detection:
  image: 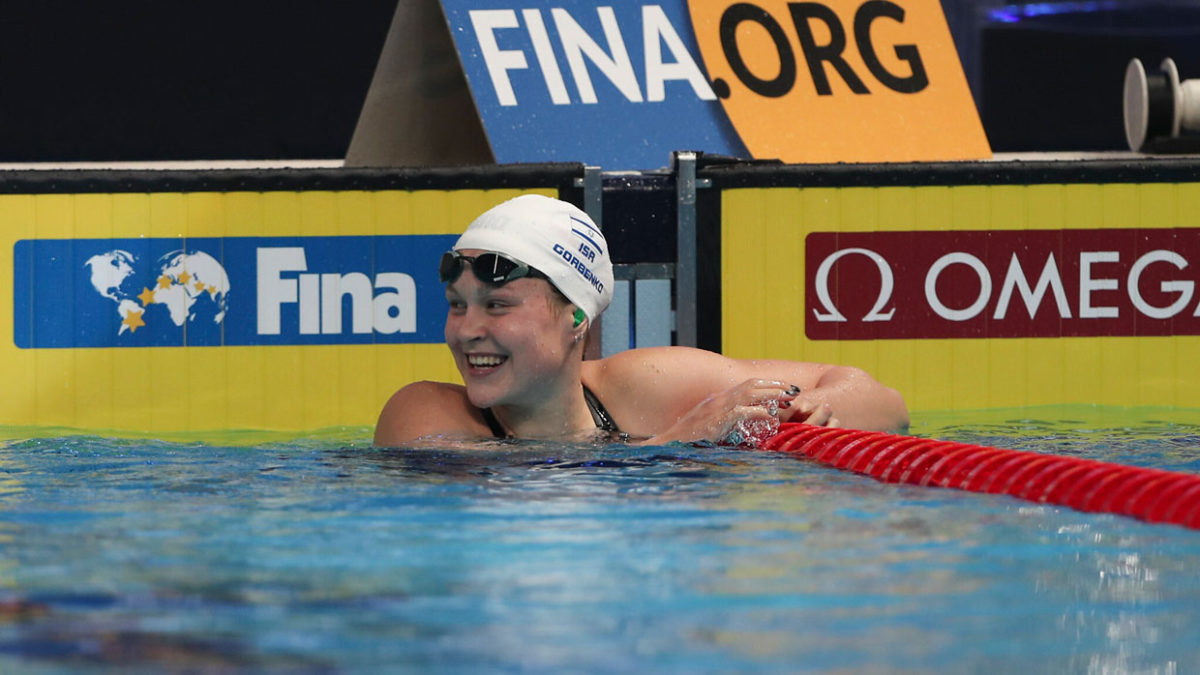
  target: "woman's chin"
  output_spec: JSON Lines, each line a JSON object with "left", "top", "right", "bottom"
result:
{"left": 463, "top": 384, "right": 503, "bottom": 410}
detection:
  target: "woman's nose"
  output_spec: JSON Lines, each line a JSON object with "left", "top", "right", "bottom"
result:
{"left": 449, "top": 306, "right": 487, "bottom": 342}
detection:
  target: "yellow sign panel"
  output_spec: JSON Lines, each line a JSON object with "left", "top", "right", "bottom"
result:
{"left": 689, "top": 0, "right": 990, "bottom": 162}
{"left": 720, "top": 183, "right": 1200, "bottom": 411}
{"left": 0, "top": 188, "right": 547, "bottom": 436}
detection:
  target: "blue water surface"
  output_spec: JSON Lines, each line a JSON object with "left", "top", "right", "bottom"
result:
{"left": 0, "top": 407, "right": 1197, "bottom": 673}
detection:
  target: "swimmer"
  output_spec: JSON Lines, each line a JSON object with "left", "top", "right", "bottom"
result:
{"left": 374, "top": 195, "right": 908, "bottom": 446}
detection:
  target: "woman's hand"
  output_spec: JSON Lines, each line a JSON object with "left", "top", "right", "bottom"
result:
{"left": 783, "top": 395, "right": 841, "bottom": 429}
{"left": 648, "top": 379, "right": 823, "bottom": 446}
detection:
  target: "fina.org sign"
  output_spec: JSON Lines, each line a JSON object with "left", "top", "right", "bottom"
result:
{"left": 13, "top": 235, "right": 454, "bottom": 348}
{"left": 440, "top": 0, "right": 987, "bottom": 166}
{"left": 805, "top": 229, "right": 1200, "bottom": 340}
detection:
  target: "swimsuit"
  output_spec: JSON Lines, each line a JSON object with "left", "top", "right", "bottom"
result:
{"left": 479, "top": 385, "right": 621, "bottom": 439}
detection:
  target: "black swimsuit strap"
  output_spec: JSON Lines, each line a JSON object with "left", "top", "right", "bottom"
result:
{"left": 479, "top": 406, "right": 509, "bottom": 439}
{"left": 479, "top": 385, "right": 621, "bottom": 439}
{"left": 582, "top": 384, "right": 621, "bottom": 433}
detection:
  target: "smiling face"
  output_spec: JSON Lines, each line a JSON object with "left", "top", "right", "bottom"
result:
{"left": 443, "top": 252, "right": 579, "bottom": 411}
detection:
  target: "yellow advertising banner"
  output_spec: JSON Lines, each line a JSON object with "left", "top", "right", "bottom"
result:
{"left": 720, "top": 183, "right": 1200, "bottom": 411}
{"left": 1, "top": 187, "right": 548, "bottom": 436}
{"left": 689, "top": 0, "right": 990, "bottom": 162}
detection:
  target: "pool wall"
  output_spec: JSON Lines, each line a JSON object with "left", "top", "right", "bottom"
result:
{"left": 2, "top": 157, "right": 1197, "bottom": 434}
{"left": 0, "top": 166, "right": 583, "bottom": 433}
{"left": 706, "top": 159, "right": 1200, "bottom": 411}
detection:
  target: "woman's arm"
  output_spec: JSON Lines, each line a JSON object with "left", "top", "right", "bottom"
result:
{"left": 703, "top": 356, "right": 909, "bottom": 433}
{"left": 589, "top": 347, "right": 908, "bottom": 444}
{"left": 785, "top": 362, "right": 909, "bottom": 433}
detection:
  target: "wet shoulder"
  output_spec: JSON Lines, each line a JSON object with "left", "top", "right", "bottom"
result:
{"left": 374, "top": 380, "right": 492, "bottom": 446}
{"left": 582, "top": 348, "right": 733, "bottom": 436}
{"left": 584, "top": 347, "right": 735, "bottom": 386}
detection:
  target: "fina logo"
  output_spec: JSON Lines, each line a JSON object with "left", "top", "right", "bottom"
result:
{"left": 84, "top": 249, "right": 231, "bottom": 336}
{"left": 86, "top": 246, "right": 418, "bottom": 338}
{"left": 468, "top": 5, "right": 715, "bottom": 106}
{"left": 256, "top": 247, "right": 416, "bottom": 336}
{"left": 80, "top": 244, "right": 419, "bottom": 340}
{"left": 15, "top": 235, "right": 442, "bottom": 349}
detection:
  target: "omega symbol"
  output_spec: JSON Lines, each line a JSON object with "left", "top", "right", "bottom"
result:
{"left": 812, "top": 247, "right": 895, "bottom": 322}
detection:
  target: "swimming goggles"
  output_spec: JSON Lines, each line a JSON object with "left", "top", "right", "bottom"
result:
{"left": 439, "top": 250, "right": 547, "bottom": 286}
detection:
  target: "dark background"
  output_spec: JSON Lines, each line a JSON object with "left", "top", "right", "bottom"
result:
{"left": 0, "top": 1, "right": 1197, "bottom": 161}
{"left": 972, "top": 4, "right": 1200, "bottom": 152}
{"left": 0, "top": 0, "right": 395, "bottom": 161}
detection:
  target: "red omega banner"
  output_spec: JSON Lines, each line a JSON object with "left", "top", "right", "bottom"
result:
{"left": 805, "top": 229, "right": 1200, "bottom": 340}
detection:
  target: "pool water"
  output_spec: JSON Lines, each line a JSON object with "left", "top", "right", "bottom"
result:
{"left": 0, "top": 407, "right": 1197, "bottom": 673}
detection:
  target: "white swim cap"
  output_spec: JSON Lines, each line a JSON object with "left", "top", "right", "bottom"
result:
{"left": 454, "top": 195, "right": 614, "bottom": 321}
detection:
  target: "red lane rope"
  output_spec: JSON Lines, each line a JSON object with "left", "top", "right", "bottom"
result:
{"left": 760, "top": 423, "right": 1200, "bottom": 529}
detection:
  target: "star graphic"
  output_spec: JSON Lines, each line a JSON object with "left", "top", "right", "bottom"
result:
{"left": 178, "top": 270, "right": 192, "bottom": 285}
{"left": 122, "top": 308, "right": 146, "bottom": 333}
{"left": 157, "top": 274, "right": 172, "bottom": 290}
{"left": 138, "top": 287, "right": 156, "bottom": 307}
{"left": 194, "top": 280, "right": 205, "bottom": 293}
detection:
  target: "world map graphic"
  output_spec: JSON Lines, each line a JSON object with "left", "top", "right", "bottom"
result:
{"left": 83, "top": 250, "right": 231, "bottom": 335}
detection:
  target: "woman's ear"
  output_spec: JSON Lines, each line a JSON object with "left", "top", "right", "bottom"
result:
{"left": 570, "top": 307, "right": 589, "bottom": 345}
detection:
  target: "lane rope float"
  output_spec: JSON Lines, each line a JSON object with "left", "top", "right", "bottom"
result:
{"left": 760, "top": 423, "right": 1200, "bottom": 529}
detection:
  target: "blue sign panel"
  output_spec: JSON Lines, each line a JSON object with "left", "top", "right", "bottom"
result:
{"left": 440, "top": 0, "right": 746, "bottom": 168}
{"left": 13, "top": 236, "right": 456, "bottom": 348}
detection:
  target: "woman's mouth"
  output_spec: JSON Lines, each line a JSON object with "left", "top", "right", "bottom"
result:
{"left": 466, "top": 354, "right": 508, "bottom": 370}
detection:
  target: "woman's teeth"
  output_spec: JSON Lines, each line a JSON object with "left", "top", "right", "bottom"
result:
{"left": 468, "top": 355, "right": 506, "bottom": 367}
